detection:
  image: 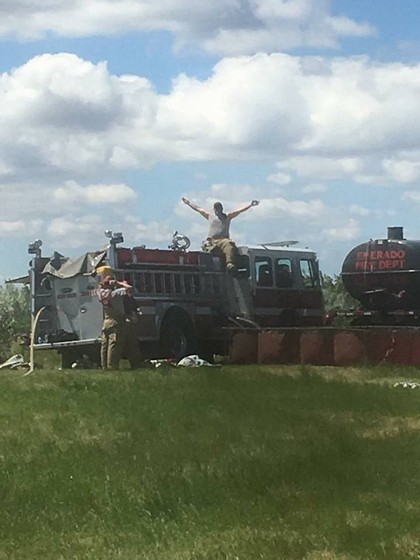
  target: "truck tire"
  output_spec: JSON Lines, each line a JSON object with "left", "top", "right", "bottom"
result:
{"left": 159, "top": 314, "right": 195, "bottom": 360}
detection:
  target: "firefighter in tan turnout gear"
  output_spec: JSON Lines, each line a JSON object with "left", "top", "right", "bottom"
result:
{"left": 96, "top": 266, "right": 141, "bottom": 369}
{"left": 182, "top": 197, "right": 260, "bottom": 274}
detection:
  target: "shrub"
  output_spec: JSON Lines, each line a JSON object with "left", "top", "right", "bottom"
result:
{"left": 0, "top": 284, "right": 31, "bottom": 361}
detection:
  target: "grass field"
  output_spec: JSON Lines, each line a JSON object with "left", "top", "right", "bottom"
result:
{"left": 1, "top": 364, "right": 420, "bottom": 559}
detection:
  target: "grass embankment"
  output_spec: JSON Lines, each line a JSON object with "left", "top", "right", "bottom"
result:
{"left": 1, "top": 365, "right": 420, "bottom": 559}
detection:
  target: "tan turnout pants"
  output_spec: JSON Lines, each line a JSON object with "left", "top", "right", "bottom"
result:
{"left": 101, "top": 317, "right": 126, "bottom": 370}
{"left": 206, "top": 238, "right": 238, "bottom": 268}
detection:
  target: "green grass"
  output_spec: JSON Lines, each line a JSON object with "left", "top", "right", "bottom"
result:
{"left": 1, "top": 364, "right": 420, "bottom": 559}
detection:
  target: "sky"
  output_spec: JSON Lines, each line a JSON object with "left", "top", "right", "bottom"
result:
{"left": 1, "top": 0, "right": 420, "bottom": 281}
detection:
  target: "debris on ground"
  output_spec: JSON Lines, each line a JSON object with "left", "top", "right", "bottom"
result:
{"left": 0, "top": 354, "right": 30, "bottom": 370}
{"left": 145, "top": 355, "right": 221, "bottom": 369}
{"left": 393, "top": 381, "right": 420, "bottom": 389}
{"left": 176, "top": 354, "right": 220, "bottom": 367}
{"left": 146, "top": 358, "right": 177, "bottom": 369}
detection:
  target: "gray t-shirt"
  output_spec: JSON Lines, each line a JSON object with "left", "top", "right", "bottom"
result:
{"left": 207, "top": 214, "right": 231, "bottom": 239}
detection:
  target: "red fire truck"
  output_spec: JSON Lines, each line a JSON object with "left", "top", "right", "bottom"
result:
{"left": 28, "top": 231, "right": 324, "bottom": 366}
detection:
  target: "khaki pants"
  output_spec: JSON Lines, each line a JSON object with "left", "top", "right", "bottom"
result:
{"left": 206, "top": 238, "right": 239, "bottom": 268}
{"left": 101, "top": 317, "right": 126, "bottom": 370}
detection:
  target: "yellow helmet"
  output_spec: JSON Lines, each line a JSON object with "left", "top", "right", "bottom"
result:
{"left": 95, "top": 265, "right": 114, "bottom": 278}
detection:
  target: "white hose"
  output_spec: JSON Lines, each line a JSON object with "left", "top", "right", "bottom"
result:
{"left": 23, "top": 306, "right": 46, "bottom": 377}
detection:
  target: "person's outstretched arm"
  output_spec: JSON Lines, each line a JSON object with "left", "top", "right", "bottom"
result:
{"left": 227, "top": 200, "right": 260, "bottom": 219}
{"left": 182, "top": 197, "right": 210, "bottom": 219}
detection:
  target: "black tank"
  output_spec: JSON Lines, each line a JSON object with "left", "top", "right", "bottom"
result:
{"left": 341, "top": 227, "right": 420, "bottom": 310}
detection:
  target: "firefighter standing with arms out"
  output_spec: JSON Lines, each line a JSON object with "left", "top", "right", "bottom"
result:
{"left": 96, "top": 266, "right": 141, "bottom": 369}
{"left": 182, "top": 197, "right": 260, "bottom": 273}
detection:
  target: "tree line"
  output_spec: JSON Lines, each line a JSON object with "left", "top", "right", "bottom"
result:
{"left": 321, "top": 273, "right": 358, "bottom": 311}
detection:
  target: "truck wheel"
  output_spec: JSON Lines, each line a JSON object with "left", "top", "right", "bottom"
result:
{"left": 160, "top": 316, "right": 195, "bottom": 360}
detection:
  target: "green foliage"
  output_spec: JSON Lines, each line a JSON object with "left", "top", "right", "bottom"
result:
{"left": 1, "top": 365, "right": 420, "bottom": 559}
{"left": 322, "top": 272, "right": 358, "bottom": 311}
{"left": 0, "top": 283, "right": 31, "bottom": 360}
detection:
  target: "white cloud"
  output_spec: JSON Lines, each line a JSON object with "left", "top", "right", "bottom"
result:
{"left": 47, "top": 215, "right": 107, "bottom": 248}
{"left": 0, "top": 0, "right": 375, "bottom": 55}
{"left": 0, "top": 53, "right": 157, "bottom": 174}
{"left": 257, "top": 197, "right": 327, "bottom": 219}
{"left": 324, "top": 218, "right": 361, "bottom": 241}
{"left": 3, "top": 52, "right": 420, "bottom": 186}
{"left": 277, "top": 156, "right": 363, "bottom": 180}
{"left": 302, "top": 183, "right": 327, "bottom": 193}
{"left": 45, "top": 214, "right": 175, "bottom": 251}
{"left": 0, "top": 219, "right": 43, "bottom": 237}
{"left": 0, "top": 220, "right": 27, "bottom": 235}
{"left": 130, "top": 221, "right": 175, "bottom": 244}
{"left": 209, "top": 183, "right": 264, "bottom": 201}
{"left": 349, "top": 204, "right": 370, "bottom": 217}
{"left": 53, "top": 181, "right": 137, "bottom": 205}
{"left": 267, "top": 171, "right": 292, "bottom": 185}
{"left": 402, "top": 190, "right": 420, "bottom": 205}
{"left": 4, "top": 50, "right": 420, "bottom": 255}
{"left": 382, "top": 159, "right": 420, "bottom": 184}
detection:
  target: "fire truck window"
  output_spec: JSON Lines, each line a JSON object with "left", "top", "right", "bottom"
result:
{"left": 255, "top": 257, "right": 273, "bottom": 287}
{"left": 299, "top": 259, "right": 317, "bottom": 288}
{"left": 275, "top": 259, "right": 292, "bottom": 288}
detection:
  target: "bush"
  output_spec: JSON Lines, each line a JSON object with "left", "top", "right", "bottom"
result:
{"left": 0, "top": 284, "right": 31, "bottom": 361}
{"left": 322, "top": 273, "right": 358, "bottom": 311}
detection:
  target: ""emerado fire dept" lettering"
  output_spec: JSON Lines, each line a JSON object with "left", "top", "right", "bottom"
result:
{"left": 355, "top": 249, "right": 406, "bottom": 271}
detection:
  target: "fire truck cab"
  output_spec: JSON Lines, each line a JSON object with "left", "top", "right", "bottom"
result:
{"left": 28, "top": 232, "right": 324, "bottom": 366}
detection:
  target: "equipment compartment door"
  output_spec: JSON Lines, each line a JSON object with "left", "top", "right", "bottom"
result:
{"left": 55, "top": 276, "right": 102, "bottom": 341}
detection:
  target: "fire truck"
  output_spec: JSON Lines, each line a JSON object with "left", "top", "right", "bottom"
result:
{"left": 28, "top": 231, "right": 324, "bottom": 367}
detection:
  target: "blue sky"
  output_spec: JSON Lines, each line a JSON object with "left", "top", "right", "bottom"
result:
{"left": 1, "top": 0, "right": 420, "bottom": 280}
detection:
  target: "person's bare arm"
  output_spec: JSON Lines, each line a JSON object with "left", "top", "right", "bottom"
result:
{"left": 227, "top": 200, "right": 260, "bottom": 219}
{"left": 182, "top": 197, "right": 210, "bottom": 219}
{"left": 118, "top": 280, "right": 132, "bottom": 290}
{"left": 108, "top": 278, "right": 132, "bottom": 289}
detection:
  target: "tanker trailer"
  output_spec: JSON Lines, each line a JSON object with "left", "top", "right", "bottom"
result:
{"left": 341, "top": 226, "right": 420, "bottom": 324}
